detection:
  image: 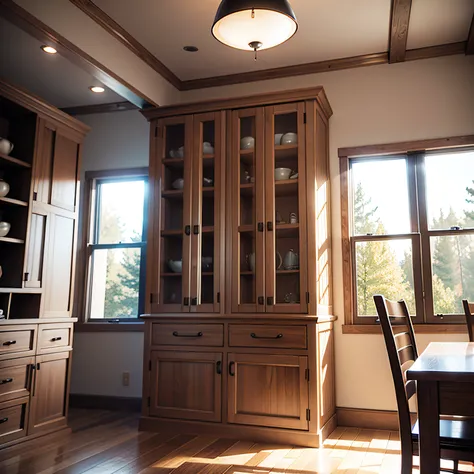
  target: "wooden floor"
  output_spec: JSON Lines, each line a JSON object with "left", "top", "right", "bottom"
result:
{"left": 1, "top": 409, "right": 473, "bottom": 474}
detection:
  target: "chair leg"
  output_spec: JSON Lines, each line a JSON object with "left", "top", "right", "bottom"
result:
{"left": 453, "top": 460, "right": 458, "bottom": 473}
{"left": 401, "top": 451, "right": 412, "bottom": 474}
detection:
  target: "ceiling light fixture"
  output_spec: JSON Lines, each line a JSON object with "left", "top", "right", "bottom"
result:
{"left": 89, "top": 86, "right": 105, "bottom": 93}
{"left": 41, "top": 45, "right": 57, "bottom": 54}
{"left": 212, "top": 0, "right": 298, "bottom": 60}
{"left": 183, "top": 46, "right": 199, "bottom": 52}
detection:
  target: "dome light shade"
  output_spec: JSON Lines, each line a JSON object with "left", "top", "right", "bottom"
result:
{"left": 212, "top": 0, "right": 298, "bottom": 52}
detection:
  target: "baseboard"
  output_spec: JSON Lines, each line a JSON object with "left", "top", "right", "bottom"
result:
{"left": 69, "top": 394, "right": 142, "bottom": 412}
{"left": 337, "top": 407, "right": 401, "bottom": 431}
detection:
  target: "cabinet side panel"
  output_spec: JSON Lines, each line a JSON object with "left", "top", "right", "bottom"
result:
{"left": 24, "top": 212, "right": 47, "bottom": 288}
{"left": 318, "top": 323, "right": 336, "bottom": 427}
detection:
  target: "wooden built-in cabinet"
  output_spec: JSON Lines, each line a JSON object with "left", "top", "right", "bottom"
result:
{"left": 0, "top": 79, "right": 87, "bottom": 448}
{"left": 141, "top": 88, "right": 336, "bottom": 447}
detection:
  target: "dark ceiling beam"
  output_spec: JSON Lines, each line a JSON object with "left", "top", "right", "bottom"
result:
{"left": 61, "top": 101, "right": 137, "bottom": 116}
{"left": 68, "top": 0, "right": 182, "bottom": 90}
{"left": 389, "top": 0, "right": 413, "bottom": 63}
{"left": 0, "top": 0, "right": 155, "bottom": 108}
{"left": 467, "top": 14, "right": 474, "bottom": 55}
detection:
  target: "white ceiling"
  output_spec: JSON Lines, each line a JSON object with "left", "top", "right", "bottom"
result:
{"left": 0, "top": 16, "right": 124, "bottom": 108}
{"left": 92, "top": 0, "right": 472, "bottom": 81}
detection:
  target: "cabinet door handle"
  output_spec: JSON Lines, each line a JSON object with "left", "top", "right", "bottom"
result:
{"left": 216, "top": 361, "right": 222, "bottom": 375}
{"left": 0, "top": 417, "right": 8, "bottom": 424}
{"left": 258, "top": 296, "right": 264, "bottom": 305}
{"left": 172, "top": 331, "right": 203, "bottom": 338}
{"left": 0, "top": 378, "right": 13, "bottom": 385}
{"left": 191, "top": 297, "right": 198, "bottom": 306}
{"left": 184, "top": 225, "right": 191, "bottom": 236}
{"left": 183, "top": 297, "right": 190, "bottom": 306}
{"left": 267, "top": 296, "right": 274, "bottom": 306}
{"left": 193, "top": 225, "right": 200, "bottom": 235}
{"left": 250, "top": 333, "right": 283, "bottom": 339}
{"left": 257, "top": 222, "right": 264, "bottom": 232}
{"left": 267, "top": 221, "right": 273, "bottom": 231}
{"left": 51, "top": 337, "right": 62, "bottom": 342}
{"left": 229, "top": 361, "right": 235, "bottom": 376}
{"left": 3, "top": 340, "right": 16, "bottom": 346}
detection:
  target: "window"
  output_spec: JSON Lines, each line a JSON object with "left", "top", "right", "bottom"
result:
{"left": 340, "top": 136, "right": 474, "bottom": 326}
{"left": 83, "top": 169, "right": 148, "bottom": 323}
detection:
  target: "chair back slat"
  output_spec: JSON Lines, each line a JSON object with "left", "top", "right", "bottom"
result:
{"left": 374, "top": 294, "right": 417, "bottom": 457}
{"left": 462, "top": 299, "right": 474, "bottom": 342}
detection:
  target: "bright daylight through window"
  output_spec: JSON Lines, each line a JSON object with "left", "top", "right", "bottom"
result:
{"left": 86, "top": 173, "right": 147, "bottom": 321}
{"left": 345, "top": 147, "right": 474, "bottom": 324}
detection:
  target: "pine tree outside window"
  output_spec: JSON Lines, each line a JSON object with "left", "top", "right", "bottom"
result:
{"left": 339, "top": 137, "right": 474, "bottom": 326}
{"left": 84, "top": 169, "right": 148, "bottom": 322}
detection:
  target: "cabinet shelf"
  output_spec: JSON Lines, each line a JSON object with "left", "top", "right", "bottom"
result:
{"left": 202, "top": 187, "right": 215, "bottom": 195}
{"left": 203, "top": 154, "right": 215, "bottom": 161}
{"left": 0, "top": 152, "right": 31, "bottom": 169}
{"left": 240, "top": 149, "right": 254, "bottom": 165}
{"left": 240, "top": 271, "right": 254, "bottom": 276}
{"left": 0, "top": 236, "right": 25, "bottom": 244}
{"left": 275, "top": 179, "right": 298, "bottom": 197}
{"left": 202, "top": 226, "right": 215, "bottom": 234}
{"left": 0, "top": 196, "right": 29, "bottom": 207}
{"left": 275, "top": 144, "right": 298, "bottom": 160}
{"left": 162, "top": 189, "right": 183, "bottom": 199}
{"left": 202, "top": 272, "right": 214, "bottom": 276}
{"left": 240, "top": 184, "right": 254, "bottom": 196}
{"left": 275, "top": 223, "right": 299, "bottom": 237}
{"left": 162, "top": 158, "right": 184, "bottom": 168}
{"left": 277, "top": 269, "right": 300, "bottom": 274}
{"left": 238, "top": 225, "right": 254, "bottom": 234}
{"left": 161, "top": 272, "right": 182, "bottom": 277}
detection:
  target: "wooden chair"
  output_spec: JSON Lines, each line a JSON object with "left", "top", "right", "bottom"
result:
{"left": 462, "top": 299, "right": 474, "bottom": 342}
{"left": 374, "top": 294, "right": 474, "bottom": 474}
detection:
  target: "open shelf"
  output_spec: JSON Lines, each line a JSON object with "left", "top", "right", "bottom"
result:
{"left": 277, "top": 269, "right": 300, "bottom": 274}
{"left": 161, "top": 272, "right": 182, "bottom": 277}
{"left": 240, "top": 148, "right": 254, "bottom": 165}
{"left": 275, "top": 179, "right": 298, "bottom": 197}
{"left": 202, "top": 187, "right": 215, "bottom": 196}
{"left": 202, "top": 226, "right": 215, "bottom": 234}
{"left": 240, "top": 184, "right": 254, "bottom": 196}
{"left": 162, "top": 189, "right": 184, "bottom": 199}
{"left": 0, "top": 196, "right": 28, "bottom": 207}
{"left": 0, "top": 236, "right": 24, "bottom": 244}
{"left": 238, "top": 225, "right": 254, "bottom": 233}
{"left": 162, "top": 158, "right": 184, "bottom": 168}
{"left": 203, "top": 154, "right": 215, "bottom": 161}
{"left": 240, "top": 271, "right": 255, "bottom": 276}
{"left": 202, "top": 272, "right": 214, "bottom": 276}
{"left": 0, "top": 152, "right": 31, "bottom": 169}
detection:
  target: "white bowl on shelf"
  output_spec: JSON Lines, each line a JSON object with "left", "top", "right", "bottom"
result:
{"left": 0, "top": 221, "right": 11, "bottom": 237}
{"left": 281, "top": 132, "right": 297, "bottom": 145}
{"left": 168, "top": 259, "right": 182, "bottom": 273}
{"left": 176, "top": 146, "right": 184, "bottom": 158}
{"left": 172, "top": 178, "right": 184, "bottom": 190}
{"left": 240, "top": 136, "right": 255, "bottom": 150}
{"left": 203, "top": 142, "right": 214, "bottom": 154}
{"left": 274, "top": 168, "right": 292, "bottom": 181}
{"left": 274, "top": 133, "right": 284, "bottom": 145}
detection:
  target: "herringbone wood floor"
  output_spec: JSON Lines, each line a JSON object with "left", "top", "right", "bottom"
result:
{"left": 0, "top": 409, "right": 472, "bottom": 473}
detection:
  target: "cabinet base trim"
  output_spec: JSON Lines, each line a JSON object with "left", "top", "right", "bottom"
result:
{"left": 139, "top": 416, "right": 336, "bottom": 448}
{"left": 337, "top": 407, "right": 413, "bottom": 431}
{"left": 69, "top": 394, "right": 141, "bottom": 412}
{"left": 0, "top": 426, "right": 71, "bottom": 450}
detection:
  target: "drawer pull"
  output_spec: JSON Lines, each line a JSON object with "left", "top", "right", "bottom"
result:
{"left": 172, "top": 331, "right": 203, "bottom": 338}
{"left": 229, "top": 361, "right": 235, "bottom": 376}
{"left": 50, "top": 337, "right": 62, "bottom": 342}
{"left": 0, "top": 417, "right": 8, "bottom": 424}
{"left": 0, "top": 378, "right": 13, "bottom": 385}
{"left": 216, "top": 361, "right": 222, "bottom": 375}
{"left": 3, "top": 340, "right": 16, "bottom": 346}
{"left": 250, "top": 332, "right": 283, "bottom": 340}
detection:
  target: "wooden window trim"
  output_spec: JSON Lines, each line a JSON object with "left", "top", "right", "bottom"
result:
{"left": 339, "top": 135, "right": 474, "bottom": 328}
{"left": 76, "top": 167, "right": 148, "bottom": 331}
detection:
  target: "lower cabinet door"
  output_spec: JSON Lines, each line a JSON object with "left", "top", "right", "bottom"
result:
{"left": 149, "top": 351, "right": 222, "bottom": 422}
{"left": 227, "top": 353, "right": 309, "bottom": 430}
{"left": 28, "top": 351, "right": 70, "bottom": 435}
{"left": 0, "top": 397, "right": 29, "bottom": 444}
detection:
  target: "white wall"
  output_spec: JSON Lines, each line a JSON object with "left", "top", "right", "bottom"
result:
{"left": 182, "top": 55, "right": 474, "bottom": 411}
{"left": 70, "top": 110, "right": 148, "bottom": 398}
{"left": 71, "top": 55, "right": 474, "bottom": 408}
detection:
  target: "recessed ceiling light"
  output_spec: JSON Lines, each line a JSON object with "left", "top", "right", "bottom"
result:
{"left": 183, "top": 46, "right": 199, "bottom": 52}
{"left": 89, "top": 86, "right": 105, "bottom": 93}
{"left": 41, "top": 45, "right": 57, "bottom": 54}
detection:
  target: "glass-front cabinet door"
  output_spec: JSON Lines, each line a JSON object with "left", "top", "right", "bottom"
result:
{"left": 230, "top": 108, "right": 265, "bottom": 313}
{"left": 190, "top": 111, "right": 224, "bottom": 313}
{"left": 264, "top": 103, "right": 308, "bottom": 313}
{"left": 154, "top": 116, "right": 193, "bottom": 312}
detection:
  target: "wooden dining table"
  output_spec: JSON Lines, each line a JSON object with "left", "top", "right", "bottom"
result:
{"left": 407, "top": 342, "right": 474, "bottom": 473}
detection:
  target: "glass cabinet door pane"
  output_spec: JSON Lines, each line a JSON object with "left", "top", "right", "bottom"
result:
{"left": 192, "top": 112, "right": 223, "bottom": 312}
{"left": 266, "top": 104, "right": 308, "bottom": 313}
{"left": 232, "top": 109, "right": 265, "bottom": 312}
{"left": 157, "top": 118, "right": 192, "bottom": 311}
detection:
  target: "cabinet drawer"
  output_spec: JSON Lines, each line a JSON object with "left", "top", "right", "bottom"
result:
{"left": 37, "top": 324, "right": 73, "bottom": 354}
{"left": 0, "top": 327, "right": 36, "bottom": 359}
{"left": 0, "top": 398, "right": 28, "bottom": 444}
{"left": 0, "top": 357, "right": 33, "bottom": 403}
{"left": 152, "top": 324, "right": 224, "bottom": 347}
{"left": 229, "top": 325, "right": 307, "bottom": 349}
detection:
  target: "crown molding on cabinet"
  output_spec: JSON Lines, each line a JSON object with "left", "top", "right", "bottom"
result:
{"left": 0, "top": 0, "right": 155, "bottom": 108}
{"left": 389, "top": 0, "right": 412, "bottom": 63}
{"left": 68, "top": 0, "right": 182, "bottom": 90}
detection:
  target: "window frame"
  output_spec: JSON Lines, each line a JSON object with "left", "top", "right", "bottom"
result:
{"left": 76, "top": 167, "right": 148, "bottom": 330}
{"left": 339, "top": 135, "right": 474, "bottom": 330}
